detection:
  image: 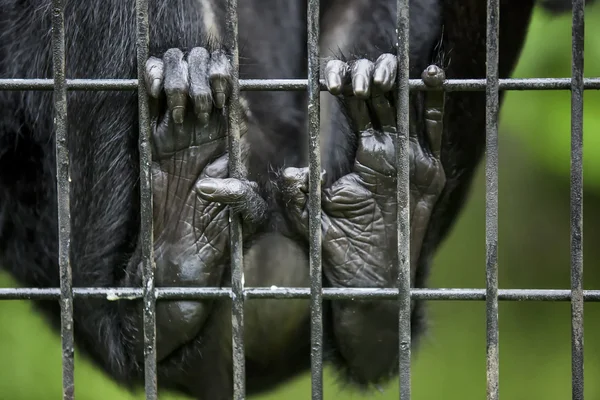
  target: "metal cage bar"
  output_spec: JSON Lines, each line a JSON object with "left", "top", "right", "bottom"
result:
{"left": 307, "top": 0, "right": 324, "bottom": 399}
{"left": 485, "top": 0, "right": 500, "bottom": 399}
{"left": 570, "top": 0, "right": 585, "bottom": 399}
{"left": 4, "top": 287, "right": 600, "bottom": 301}
{"left": 224, "top": 0, "right": 247, "bottom": 398}
{"left": 51, "top": 0, "right": 74, "bottom": 398}
{"left": 5, "top": 77, "right": 600, "bottom": 92}
{"left": 1, "top": 2, "right": 596, "bottom": 400}
{"left": 396, "top": 0, "right": 412, "bottom": 399}
{"left": 135, "top": 0, "right": 158, "bottom": 397}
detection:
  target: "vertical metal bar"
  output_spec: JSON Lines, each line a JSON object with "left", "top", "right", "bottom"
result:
{"left": 135, "top": 0, "right": 158, "bottom": 397}
{"left": 485, "top": 0, "right": 500, "bottom": 399}
{"left": 396, "top": 0, "right": 411, "bottom": 398}
{"left": 52, "top": 0, "right": 74, "bottom": 398}
{"left": 570, "top": 0, "right": 585, "bottom": 399}
{"left": 307, "top": 0, "right": 323, "bottom": 399}
{"left": 225, "top": 1, "right": 246, "bottom": 398}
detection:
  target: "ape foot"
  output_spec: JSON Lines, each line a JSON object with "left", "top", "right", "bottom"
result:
{"left": 280, "top": 60, "right": 447, "bottom": 385}
{"left": 289, "top": 59, "right": 447, "bottom": 284}
{"left": 130, "top": 47, "right": 267, "bottom": 362}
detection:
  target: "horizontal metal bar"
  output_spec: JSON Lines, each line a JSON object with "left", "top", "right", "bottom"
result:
{"left": 1, "top": 78, "right": 600, "bottom": 92}
{"left": 3, "top": 287, "right": 600, "bottom": 301}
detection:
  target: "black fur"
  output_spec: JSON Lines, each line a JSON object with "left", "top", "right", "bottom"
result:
{"left": 0, "top": 0, "right": 550, "bottom": 398}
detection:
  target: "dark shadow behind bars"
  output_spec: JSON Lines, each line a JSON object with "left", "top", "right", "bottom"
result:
{"left": 0, "top": 0, "right": 590, "bottom": 399}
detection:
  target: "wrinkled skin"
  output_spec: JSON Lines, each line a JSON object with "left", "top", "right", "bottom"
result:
{"left": 0, "top": 0, "right": 546, "bottom": 397}
{"left": 282, "top": 58, "right": 446, "bottom": 287}
{"left": 279, "top": 58, "right": 446, "bottom": 382}
{"left": 128, "top": 47, "right": 268, "bottom": 361}
{"left": 136, "top": 47, "right": 449, "bottom": 385}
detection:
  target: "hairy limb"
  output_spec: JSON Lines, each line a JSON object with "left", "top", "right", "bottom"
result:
{"left": 122, "top": 47, "right": 267, "bottom": 362}
{"left": 0, "top": 0, "right": 307, "bottom": 394}
{"left": 280, "top": 61, "right": 446, "bottom": 385}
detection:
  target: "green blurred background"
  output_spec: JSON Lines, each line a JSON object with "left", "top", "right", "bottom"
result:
{"left": 2, "top": 5, "right": 600, "bottom": 399}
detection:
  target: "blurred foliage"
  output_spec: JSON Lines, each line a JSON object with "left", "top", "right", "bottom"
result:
{"left": 2, "top": 4, "right": 600, "bottom": 400}
{"left": 502, "top": 4, "right": 600, "bottom": 192}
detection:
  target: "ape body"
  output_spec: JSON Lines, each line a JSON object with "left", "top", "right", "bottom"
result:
{"left": 0, "top": 0, "right": 548, "bottom": 398}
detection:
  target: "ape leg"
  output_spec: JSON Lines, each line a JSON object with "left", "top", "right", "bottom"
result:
{"left": 0, "top": 0, "right": 310, "bottom": 392}
{"left": 123, "top": 47, "right": 268, "bottom": 362}
{"left": 280, "top": 61, "right": 446, "bottom": 385}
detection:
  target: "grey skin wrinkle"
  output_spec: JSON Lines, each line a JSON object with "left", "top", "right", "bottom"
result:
{"left": 134, "top": 46, "right": 268, "bottom": 362}
{"left": 281, "top": 61, "right": 446, "bottom": 282}
{"left": 279, "top": 61, "right": 446, "bottom": 380}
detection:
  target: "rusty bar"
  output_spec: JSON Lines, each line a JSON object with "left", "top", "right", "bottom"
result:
{"left": 3, "top": 77, "right": 600, "bottom": 92}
